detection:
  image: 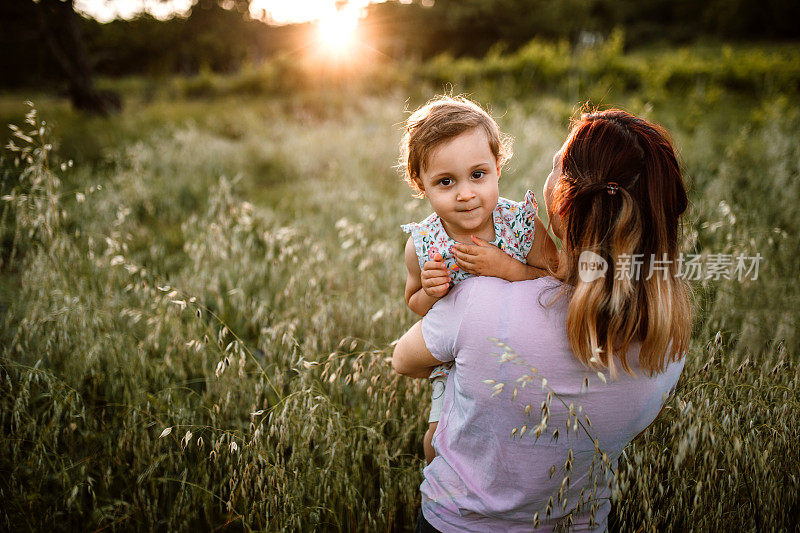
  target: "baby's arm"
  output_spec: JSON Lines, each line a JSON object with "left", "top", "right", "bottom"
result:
{"left": 452, "top": 217, "right": 558, "bottom": 282}
{"left": 404, "top": 237, "right": 451, "bottom": 317}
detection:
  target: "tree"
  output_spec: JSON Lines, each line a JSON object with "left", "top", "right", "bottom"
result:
{"left": 35, "top": 0, "right": 121, "bottom": 115}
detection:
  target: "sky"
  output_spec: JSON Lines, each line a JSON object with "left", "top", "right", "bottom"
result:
{"left": 75, "top": 0, "right": 383, "bottom": 23}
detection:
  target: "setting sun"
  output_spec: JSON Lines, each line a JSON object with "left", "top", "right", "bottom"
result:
{"left": 316, "top": 8, "right": 360, "bottom": 54}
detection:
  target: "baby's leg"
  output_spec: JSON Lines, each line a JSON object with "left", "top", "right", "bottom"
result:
{"left": 425, "top": 371, "right": 448, "bottom": 464}
{"left": 424, "top": 422, "right": 438, "bottom": 464}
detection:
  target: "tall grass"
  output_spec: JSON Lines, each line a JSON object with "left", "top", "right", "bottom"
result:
{"left": 1, "top": 81, "right": 798, "bottom": 531}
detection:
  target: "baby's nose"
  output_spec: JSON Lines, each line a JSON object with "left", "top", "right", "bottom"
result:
{"left": 456, "top": 186, "right": 476, "bottom": 201}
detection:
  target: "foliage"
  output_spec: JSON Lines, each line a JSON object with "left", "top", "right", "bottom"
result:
{"left": 419, "top": 36, "right": 800, "bottom": 102}
{"left": 2, "top": 0, "right": 800, "bottom": 91}
{"left": 0, "top": 81, "right": 798, "bottom": 531}
{"left": 3, "top": 40, "right": 788, "bottom": 116}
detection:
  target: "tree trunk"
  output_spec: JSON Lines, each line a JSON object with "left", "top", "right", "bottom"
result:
{"left": 35, "top": 0, "right": 121, "bottom": 116}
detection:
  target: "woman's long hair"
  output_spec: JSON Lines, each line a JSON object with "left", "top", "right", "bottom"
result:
{"left": 552, "top": 108, "right": 691, "bottom": 376}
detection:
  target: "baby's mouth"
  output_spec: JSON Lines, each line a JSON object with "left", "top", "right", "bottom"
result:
{"left": 458, "top": 206, "right": 480, "bottom": 213}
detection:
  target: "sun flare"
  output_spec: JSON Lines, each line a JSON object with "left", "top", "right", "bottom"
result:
{"left": 316, "top": 9, "right": 359, "bottom": 54}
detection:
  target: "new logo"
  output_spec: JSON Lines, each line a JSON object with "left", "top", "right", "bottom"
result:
{"left": 578, "top": 251, "right": 608, "bottom": 282}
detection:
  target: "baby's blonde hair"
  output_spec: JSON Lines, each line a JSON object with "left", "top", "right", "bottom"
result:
{"left": 398, "top": 95, "right": 513, "bottom": 197}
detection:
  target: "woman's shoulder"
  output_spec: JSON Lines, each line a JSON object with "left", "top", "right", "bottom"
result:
{"left": 463, "top": 274, "right": 563, "bottom": 291}
{"left": 456, "top": 276, "right": 566, "bottom": 309}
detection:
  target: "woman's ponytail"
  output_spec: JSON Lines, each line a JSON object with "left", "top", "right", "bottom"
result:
{"left": 551, "top": 109, "right": 690, "bottom": 376}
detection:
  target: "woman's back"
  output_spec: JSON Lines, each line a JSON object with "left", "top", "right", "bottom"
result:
{"left": 421, "top": 276, "right": 684, "bottom": 531}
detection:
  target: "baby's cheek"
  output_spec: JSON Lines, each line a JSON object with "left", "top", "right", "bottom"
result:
{"left": 488, "top": 185, "right": 500, "bottom": 204}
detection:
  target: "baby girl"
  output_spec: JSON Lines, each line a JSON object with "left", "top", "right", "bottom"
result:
{"left": 399, "top": 96, "right": 559, "bottom": 463}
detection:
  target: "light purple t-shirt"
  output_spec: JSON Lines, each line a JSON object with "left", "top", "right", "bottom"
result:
{"left": 420, "top": 276, "right": 684, "bottom": 532}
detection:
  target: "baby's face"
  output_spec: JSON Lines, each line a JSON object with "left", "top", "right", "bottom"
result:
{"left": 415, "top": 127, "right": 500, "bottom": 238}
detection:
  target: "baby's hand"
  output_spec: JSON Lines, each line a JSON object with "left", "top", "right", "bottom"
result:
{"left": 453, "top": 236, "right": 514, "bottom": 277}
{"left": 421, "top": 252, "right": 451, "bottom": 299}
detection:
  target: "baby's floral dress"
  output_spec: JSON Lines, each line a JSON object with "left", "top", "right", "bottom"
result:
{"left": 402, "top": 190, "right": 539, "bottom": 282}
{"left": 401, "top": 190, "right": 539, "bottom": 414}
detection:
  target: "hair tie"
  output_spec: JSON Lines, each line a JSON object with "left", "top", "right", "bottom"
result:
{"left": 606, "top": 182, "right": 620, "bottom": 195}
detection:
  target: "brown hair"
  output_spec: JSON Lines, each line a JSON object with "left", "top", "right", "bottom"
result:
{"left": 552, "top": 108, "right": 691, "bottom": 376}
{"left": 398, "top": 95, "right": 512, "bottom": 197}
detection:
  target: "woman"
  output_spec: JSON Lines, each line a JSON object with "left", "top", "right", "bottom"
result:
{"left": 393, "top": 109, "right": 691, "bottom": 532}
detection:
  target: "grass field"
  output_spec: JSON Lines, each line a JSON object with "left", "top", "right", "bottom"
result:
{"left": 1, "top": 45, "right": 799, "bottom": 530}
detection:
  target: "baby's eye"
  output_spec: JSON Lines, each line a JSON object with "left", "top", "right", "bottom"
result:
{"left": 471, "top": 171, "right": 486, "bottom": 180}
{"left": 438, "top": 178, "right": 452, "bottom": 186}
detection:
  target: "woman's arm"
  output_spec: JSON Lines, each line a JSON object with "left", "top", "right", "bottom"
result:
{"left": 392, "top": 321, "right": 444, "bottom": 378}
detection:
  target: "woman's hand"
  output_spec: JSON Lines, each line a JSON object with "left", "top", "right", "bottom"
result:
{"left": 421, "top": 252, "right": 451, "bottom": 299}
{"left": 453, "top": 236, "right": 517, "bottom": 278}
